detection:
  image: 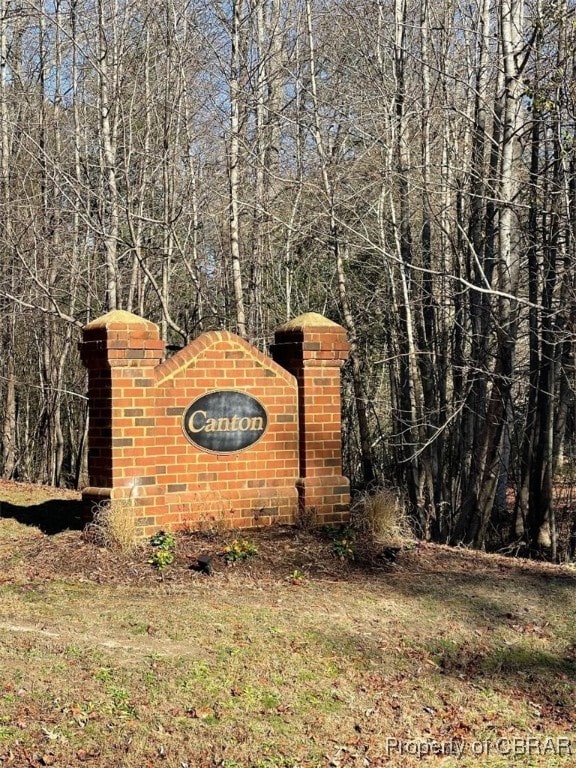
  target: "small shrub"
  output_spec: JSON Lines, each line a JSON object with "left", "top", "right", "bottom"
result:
{"left": 148, "top": 548, "right": 175, "bottom": 571}
{"left": 149, "top": 530, "right": 175, "bottom": 550}
{"left": 223, "top": 538, "right": 258, "bottom": 563}
{"left": 148, "top": 530, "right": 176, "bottom": 572}
{"left": 328, "top": 527, "right": 356, "bottom": 560}
{"left": 333, "top": 535, "right": 355, "bottom": 560}
{"left": 83, "top": 499, "right": 137, "bottom": 553}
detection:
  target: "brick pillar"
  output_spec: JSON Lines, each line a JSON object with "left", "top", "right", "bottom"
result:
{"left": 79, "top": 310, "right": 164, "bottom": 516}
{"left": 271, "top": 312, "right": 350, "bottom": 524}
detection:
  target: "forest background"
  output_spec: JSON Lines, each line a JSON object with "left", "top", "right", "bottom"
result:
{"left": 0, "top": 0, "right": 575, "bottom": 560}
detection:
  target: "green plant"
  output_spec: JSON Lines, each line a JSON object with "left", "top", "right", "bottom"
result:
{"left": 322, "top": 525, "right": 356, "bottom": 560}
{"left": 0, "top": 726, "right": 17, "bottom": 742}
{"left": 331, "top": 532, "right": 355, "bottom": 560}
{"left": 149, "top": 530, "right": 175, "bottom": 549}
{"left": 107, "top": 685, "right": 137, "bottom": 718}
{"left": 148, "top": 530, "right": 176, "bottom": 572}
{"left": 288, "top": 569, "right": 305, "bottom": 585}
{"left": 95, "top": 667, "right": 114, "bottom": 683}
{"left": 223, "top": 538, "right": 259, "bottom": 563}
{"left": 148, "top": 548, "right": 175, "bottom": 571}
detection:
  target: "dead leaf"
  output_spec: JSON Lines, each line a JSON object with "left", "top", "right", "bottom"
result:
{"left": 187, "top": 707, "right": 216, "bottom": 720}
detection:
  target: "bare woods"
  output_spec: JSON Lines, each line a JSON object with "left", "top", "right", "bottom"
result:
{"left": 0, "top": 0, "right": 575, "bottom": 559}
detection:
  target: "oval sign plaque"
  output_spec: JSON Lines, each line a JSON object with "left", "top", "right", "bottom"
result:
{"left": 183, "top": 390, "right": 268, "bottom": 453}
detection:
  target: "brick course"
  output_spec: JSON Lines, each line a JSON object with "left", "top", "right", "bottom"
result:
{"left": 81, "top": 309, "right": 350, "bottom": 535}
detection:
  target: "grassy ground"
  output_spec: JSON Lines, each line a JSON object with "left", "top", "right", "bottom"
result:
{"left": 0, "top": 480, "right": 575, "bottom": 767}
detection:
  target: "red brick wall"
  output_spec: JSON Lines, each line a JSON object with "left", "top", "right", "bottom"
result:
{"left": 81, "top": 310, "right": 350, "bottom": 536}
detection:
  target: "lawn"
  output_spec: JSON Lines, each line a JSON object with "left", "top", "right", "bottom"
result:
{"left": 0, "top": 480, "right": 575, "bottom": 767}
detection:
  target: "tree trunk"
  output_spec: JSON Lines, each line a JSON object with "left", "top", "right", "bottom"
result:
{"left": 229, "top": 0, "right": 247, "bottom": 338}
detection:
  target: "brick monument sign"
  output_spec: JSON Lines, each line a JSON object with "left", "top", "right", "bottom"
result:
{"left": 80, "top": 310, "right": 350, "bottom": 536}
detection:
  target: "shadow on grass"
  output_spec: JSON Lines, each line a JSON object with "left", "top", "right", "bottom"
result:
{"left": 0, "top": 498, "right": 84, "bottom": 535}
{"left": 378, "top": 565, "right": 576, "bottom": 632}
{"left": 426, "top": 636, "right": 576, "bottom": 680}
{"left": 346, "top": 539, "right": 576, "bottom": 634}
{"left": 312, "top": 620, "right": 576, "bottom": 724}
{"left": 309, "top": 553, "right": 576, "bottom": 720}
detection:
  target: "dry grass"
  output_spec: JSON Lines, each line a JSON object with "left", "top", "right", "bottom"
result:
{"left": 179, "top": 490, "right": 234, "bottom": 538}
{"left": 1, "top": 480, "right": 576, "bottom": 767}
{"left": 351, "top": 487, "right": 414, "bottom": 547}
{"left": 295, "top": 505, "right": 318, "bottom": 531}
{"left": 83, "top": 498, "right": 138, "bottom": 553}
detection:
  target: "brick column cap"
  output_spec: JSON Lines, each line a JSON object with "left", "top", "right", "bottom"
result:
{"left": 84, "top": 309, "right": 158, "bottom": 334}
{"left": 272, "top": 312, "right": 350, "bottom": 361}
{"left": 276, "top": 312, "right": 342, "bottom": 333}
{"left": 80, "top": 310, "right": 163, "bottom": 368}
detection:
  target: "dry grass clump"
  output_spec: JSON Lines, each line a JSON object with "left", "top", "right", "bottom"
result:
{"left": 295, "top": 504, "right": 318, "bottom": 531}
{"left": 183, "top": 494, "right": 231, "bottom": 538}
{"left": 83, "top": 498, "right": 138, "bottom": 553}
{"left": 351, "top": 486, "right": 414, "bottom": 547}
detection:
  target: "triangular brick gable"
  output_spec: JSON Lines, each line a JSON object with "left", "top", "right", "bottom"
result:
{"left": 154, "top": 330, "right": 294, "bottom": 387}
